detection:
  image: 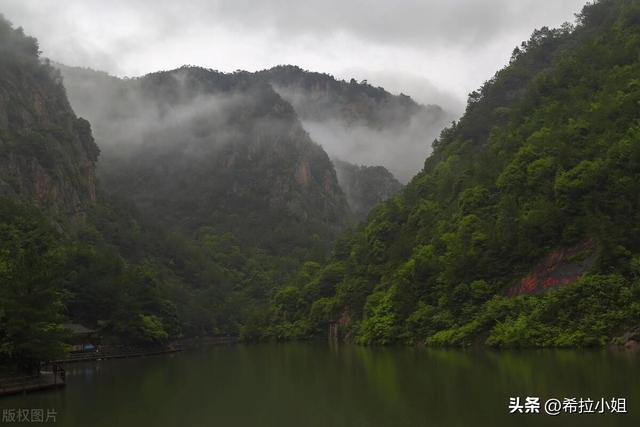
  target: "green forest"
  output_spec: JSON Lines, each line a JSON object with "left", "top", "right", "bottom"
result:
{"left": 261, "top": 0, "right": 640, "bottom": 346}
{"left": 2, "top": 0, "right": 640, "bottom": 373}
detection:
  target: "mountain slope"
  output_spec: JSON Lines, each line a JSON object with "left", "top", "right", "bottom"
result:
{"left": 0, "top": 15, "right": 103, "bottom": 368}
{"left": 1, "top": 16, "right": 355, "bottom": 368}
{"left": 270, "top": 0, "right": 640, "bottom": 347}
{"left": 0, "top": 17, "right": 98, "bottom": 218}
{"left": 61, "top": 64, "right": 434, "bottom": 223}
{"left": 58, "top": 65, "right": 350, "bottom": 257}
{"left": 332, "top": 158, "right": 403, "bottom": 221}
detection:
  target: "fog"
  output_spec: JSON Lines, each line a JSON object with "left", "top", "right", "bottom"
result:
{"left": 272, "top": 81, "right": 453, "bottom": 182}
{"left": 59, "top": 67, "right": 266, "bottom": 167}
{"left": 2, "top": 0, "right": 591, "bottom": 185}
{"left": 1, "top": 0, "right": 587, "bottom": 112}
{"left": 302, "top": 113, "right": 447, "bottom": 183}
{"left": 60, "top": 63, "right": 453, "bottom": 183}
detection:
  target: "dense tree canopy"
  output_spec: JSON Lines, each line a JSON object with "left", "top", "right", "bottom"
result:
{"left": 3, "top": 0, "right": 640, "bottom": 373}
{"left": 263, "top": 0, "right": 640, "bottom": 347}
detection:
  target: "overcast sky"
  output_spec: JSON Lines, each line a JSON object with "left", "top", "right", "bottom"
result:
{"left": 1, "top": 0, "right": 587, "bottom": 114}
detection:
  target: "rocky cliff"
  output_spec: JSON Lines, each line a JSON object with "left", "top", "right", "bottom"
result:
{"left": 58, "top": 65, "right": 349, "bottom": 254}
{"left": 0, "top": 16, "right": 98, "bottom": 217}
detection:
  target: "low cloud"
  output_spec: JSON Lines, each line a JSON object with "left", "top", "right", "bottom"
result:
{"left": 59, "top": 67, "right": 262, "bottom": 168}
{"left": 302, "top": 112, "right": 448, "bottom": 183}
{"left": 2, "top": 0, "right": 587, "bottom": 107}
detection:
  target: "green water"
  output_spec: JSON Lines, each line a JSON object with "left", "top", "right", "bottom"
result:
{"left": 1, "top": 343, "right": 638, "bottom": 426}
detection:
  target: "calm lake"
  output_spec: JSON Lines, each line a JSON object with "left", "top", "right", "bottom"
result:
{"left": 1, "top": 343, "right": 638, "bottom": 426}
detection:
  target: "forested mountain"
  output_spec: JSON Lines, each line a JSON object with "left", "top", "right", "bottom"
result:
{"left": 1, "top": 15, "right": 352, "bottom": 370}
{"left": 268, "top": 0, "right": 640, "bottom": 347}
{"left": 0, "top": 16, "right": 103, "bottom": 369}
{"left": 259, "top": 65, "right": 436, "bottom": 127}
{"left": 60, "top": 64, "right": 419, "bottom": 219}
{"left": 258, "top": 65, "right": 452, "bottom": 182}
{"left": 332, "top": 158, "right": 403, "bottom": 221}
{"left": 3, "top": 0, "right": 639, "bottom": 374}
{"left": 58, "top": 65, "right": 349, "bottom": 257}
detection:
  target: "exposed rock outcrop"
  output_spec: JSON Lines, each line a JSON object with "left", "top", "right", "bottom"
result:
{"left": 57, "top": 64, "right": 349, "bottom": 253}
{"left": 507, "top": 239, "right": 598, "bottom": 296}
{"left": 0, "top": 16, "right": 98, "bottom": 218}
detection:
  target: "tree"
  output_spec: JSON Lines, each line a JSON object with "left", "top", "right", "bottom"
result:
{"left": 0, "top": 202, "right": 67, "bottom": 371}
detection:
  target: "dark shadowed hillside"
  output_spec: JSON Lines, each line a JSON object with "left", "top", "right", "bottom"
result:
{"left": 332, "top": 158, "right": 403, "bottom": 221}
{"left": 58, "top": 65, "right": 350, "bottom": 256}
{"left": 2, "top": 15, "right": 354, "bottom": 367}
{"left": 61, "top": 63, "right": 420, "bottom": 223}
{"left": 0, "top": 15, "right": 101, "bottom": 368}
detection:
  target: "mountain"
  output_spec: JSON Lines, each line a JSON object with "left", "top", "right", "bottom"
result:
{"left": 1, "top": 14, "right": 357, "bottom": 368}
{"left": 57, "top": 65, "right": 349, "bottom": 257}
{"left": 6, "top": 0, "right": 638, "bottom": 371}
{"left": 60, "top": 64, "right": 437, "bottom": 221}
{"left": 268, "top": 0, "right": 640, "bottom": 346}
{"left": 0, "top": 15, "right": 103, "bottom": 368}
{"left": 332, "top": 158, "right": 403, "bottom": 221}
{"left": 0, "top": 17, "right": 98, "bottom": 218}
{"left": 259, "top": 65, "right": 435, "bottom": 128}
{"left": 257, "top": 65, "right": 452, "bottom": 182}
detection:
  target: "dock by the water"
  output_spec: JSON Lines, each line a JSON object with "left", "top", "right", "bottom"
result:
{"left": 51, "top": 336, "right": 237, "bottom": 364}
{"left": 0, "top": 336, "right": 237, "bottom": 397}
{"left": 0, "top": 367, "right": 65, "bottom": 397}
{"left": 51, "top": 344, "right": 183, "bottom": 364}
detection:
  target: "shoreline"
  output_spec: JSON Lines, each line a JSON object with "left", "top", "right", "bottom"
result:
{"left": 0, "top": 336, "right": 237, "bottom": 397}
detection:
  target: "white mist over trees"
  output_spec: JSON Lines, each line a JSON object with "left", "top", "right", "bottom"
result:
{"left": 58, "top": 64, "right": 350, "bottom": 245}
{"left": 60, "top": 63, "right": 451, "bottom": 217}
{"left": 301, "top": 114, "right": 446, "bottom": 183}
{"left": 261, "top": 66, "right": 453, "bottom": 183}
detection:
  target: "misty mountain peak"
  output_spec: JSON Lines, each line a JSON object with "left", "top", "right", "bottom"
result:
{"left": 257, "top": 65, "right": 453, "bottom": 182}
{"left": 57, "top": 63, "right": 350, "bottom": 254}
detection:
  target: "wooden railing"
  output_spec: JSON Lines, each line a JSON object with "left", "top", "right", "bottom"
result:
{"left": 51, "top": 344, "right": 184, "bottom": 364}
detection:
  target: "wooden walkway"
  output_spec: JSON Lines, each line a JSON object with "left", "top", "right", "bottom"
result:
{"left": 0, "top": 369, "right": 65, "bottom": 397}
{"left": 1, "top": 336, "right": 237, "bottom": 396}
{"left": 51, "top": 336, "right": 237, "bottom": 364}
{"left": 51, "top": 345, "right": 183, "bottom": 364}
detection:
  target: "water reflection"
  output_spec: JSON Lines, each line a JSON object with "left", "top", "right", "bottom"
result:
{"left": 1, "top": 344, "right": 637, "bottom": 426}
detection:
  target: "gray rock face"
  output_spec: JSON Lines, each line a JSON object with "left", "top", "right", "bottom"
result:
{"left": 0, "top": 17, "right": 98, "bottom": 218}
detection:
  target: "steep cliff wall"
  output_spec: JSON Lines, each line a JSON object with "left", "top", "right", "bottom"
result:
{"left": 0, "top": 16, "right": 98, "bottom": 217}
{"left": 58, "top": 65, "right": 349, "bottom": 254}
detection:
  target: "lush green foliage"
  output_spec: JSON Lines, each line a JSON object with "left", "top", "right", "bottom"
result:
{"left": 3, "top": 0, "right": 640, "bottom": 373}
{"left": 0, "top": 200, "right": 67, "bottom": 370}
{"left": 267, "top": 0, "right": 640, "bottom": 347}
{"left": 1, "top": 13, "right": 349, "bottom": 370}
